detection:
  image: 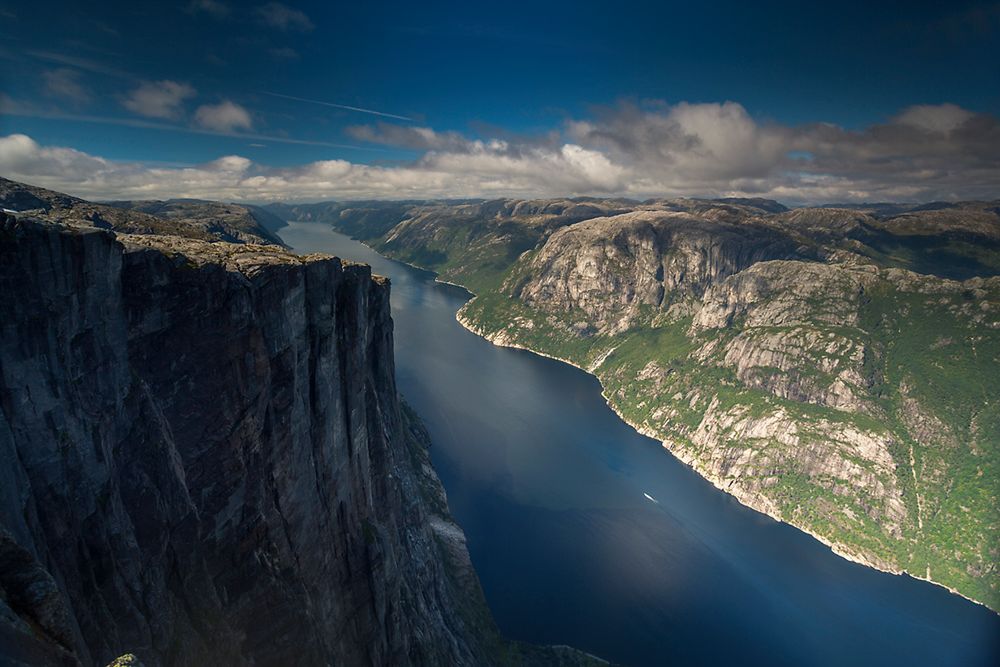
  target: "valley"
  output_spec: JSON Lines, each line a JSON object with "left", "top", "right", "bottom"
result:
{"left": 268, "top": 197, "right": 1000, "bottom": 610}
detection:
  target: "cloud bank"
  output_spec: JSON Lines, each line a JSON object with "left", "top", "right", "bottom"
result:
{"left": 1, "top": 102, "right": 997, "bottom": 203}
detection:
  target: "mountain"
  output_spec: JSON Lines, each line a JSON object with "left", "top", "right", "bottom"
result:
{"left": 271, "top": 196, "right": 1000, "bottom": 610}
{"left": 104, "top": 199, "right": 287, "bottom": 246}
{"left": 0, "top": 180, "right": 604, "bottom": 667}
{"left": 0, "top": 178, "right": 286, "bottom": 247}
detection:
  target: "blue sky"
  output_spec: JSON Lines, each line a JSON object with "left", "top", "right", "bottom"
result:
{"left": 1, "top": 1, "right": 998, "bottom": 202}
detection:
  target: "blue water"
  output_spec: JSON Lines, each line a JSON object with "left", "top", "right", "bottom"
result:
{"left": 279, "top": 221, "right": 1000, "bottom": 667}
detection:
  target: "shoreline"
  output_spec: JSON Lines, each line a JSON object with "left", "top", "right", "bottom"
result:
{"left": 294, "top": 221, "right": 995, "bottom": 615}
{"left": 455, "top": 302, "right": 995, "bottom": 615}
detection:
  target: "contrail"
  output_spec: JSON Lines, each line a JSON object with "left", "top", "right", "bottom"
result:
{"left": 260, "top": 91, "right": 414, "bottom": 121}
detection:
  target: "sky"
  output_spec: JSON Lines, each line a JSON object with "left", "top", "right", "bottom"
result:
{"left": 0, "top": 0, "right": 998, "bottom": 203}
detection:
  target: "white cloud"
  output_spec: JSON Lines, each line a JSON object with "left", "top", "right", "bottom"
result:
{"left": 564, "top": 101, "right": 999, "bottom": 202}
{"left": 566, "top": 101, "right": 791, "bottom": 183}
{"left": 0, "top": 134, "right": 110, "bottom": 184}
{"left": 0, "top": 133, "right": 626, "bottom": 202}
{"left": 1, "top": 102, "right": 997, "bottom": 204}
{"left": 194, "top": 101, "right": 253, "bottom": 132}
{"left": 254, "top": 2, "right": 313, "bottom": 31}
{"left": 122, "top": 80, "right": 196, "bottom": 119}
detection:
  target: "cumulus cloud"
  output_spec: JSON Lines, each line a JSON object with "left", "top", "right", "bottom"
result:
{"left": 566, "top": 101, "right": 791, "bottom": 184}
{"left": 42, "top": 69, "right": 90, "bottom": 104}
{"left": 564, "top": 101, "right": 1000, "bottom": 202}
{"left": 194, "top": 101, "right": 253, "bottom": 132}
{"left": 254, "top": 2, "right": 313, "bottom": 31}
{"left": 0, "top": 134, "right": 108, "bottom": 181}
{"left": 776, "top": 106, "right": 1000, "bottom": 201}
{"left": 1, "top": 101, "right": 998, "bottom": 203}
{"left": 122, "top": 80, "right": 196, "bottom": 119}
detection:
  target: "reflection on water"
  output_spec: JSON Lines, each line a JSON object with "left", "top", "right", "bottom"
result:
{"left": 280, "top": 221, "right": 1000, "bottom": 667}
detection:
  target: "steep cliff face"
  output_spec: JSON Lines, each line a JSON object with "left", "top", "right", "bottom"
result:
{"left": 0, "top": 212, "right": 544, "bottom": 666}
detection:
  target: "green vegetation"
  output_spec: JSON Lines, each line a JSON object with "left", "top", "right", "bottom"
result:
{"left": 856, "top": 286, "right": 1000, "bottom": 603}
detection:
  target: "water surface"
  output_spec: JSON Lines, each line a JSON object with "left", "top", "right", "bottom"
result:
{"left": 280, "top": 221, "right": 1000, "bottom": 667}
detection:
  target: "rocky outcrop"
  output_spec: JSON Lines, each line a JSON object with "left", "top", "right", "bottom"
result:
{"left": 0, "top": 209, "right": 594, "bottom": 666}
{"left": 513, "top": 211, "right": 803, "bottom": 334}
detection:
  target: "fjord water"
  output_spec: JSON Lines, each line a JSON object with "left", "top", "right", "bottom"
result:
{"left": 279, "top": 221, "right": 1000, "bottom": 667}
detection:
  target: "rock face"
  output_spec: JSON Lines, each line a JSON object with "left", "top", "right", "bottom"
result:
{"left": 513, "top": 211, "right": 803, "bottom": 334}
{"left": 276, "top": 195, "right": 1000, "bottom": 610}
{"left": 0, "top": 205, "right": 589, "bottom": 666}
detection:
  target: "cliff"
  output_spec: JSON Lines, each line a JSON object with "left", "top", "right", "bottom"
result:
{"left": 0, "top": 200, "right": 603, "bottom": 666}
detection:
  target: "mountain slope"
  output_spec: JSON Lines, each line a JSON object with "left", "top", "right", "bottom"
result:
{"left": 276, "top": 197, "right": 1000, "bottom": 610}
